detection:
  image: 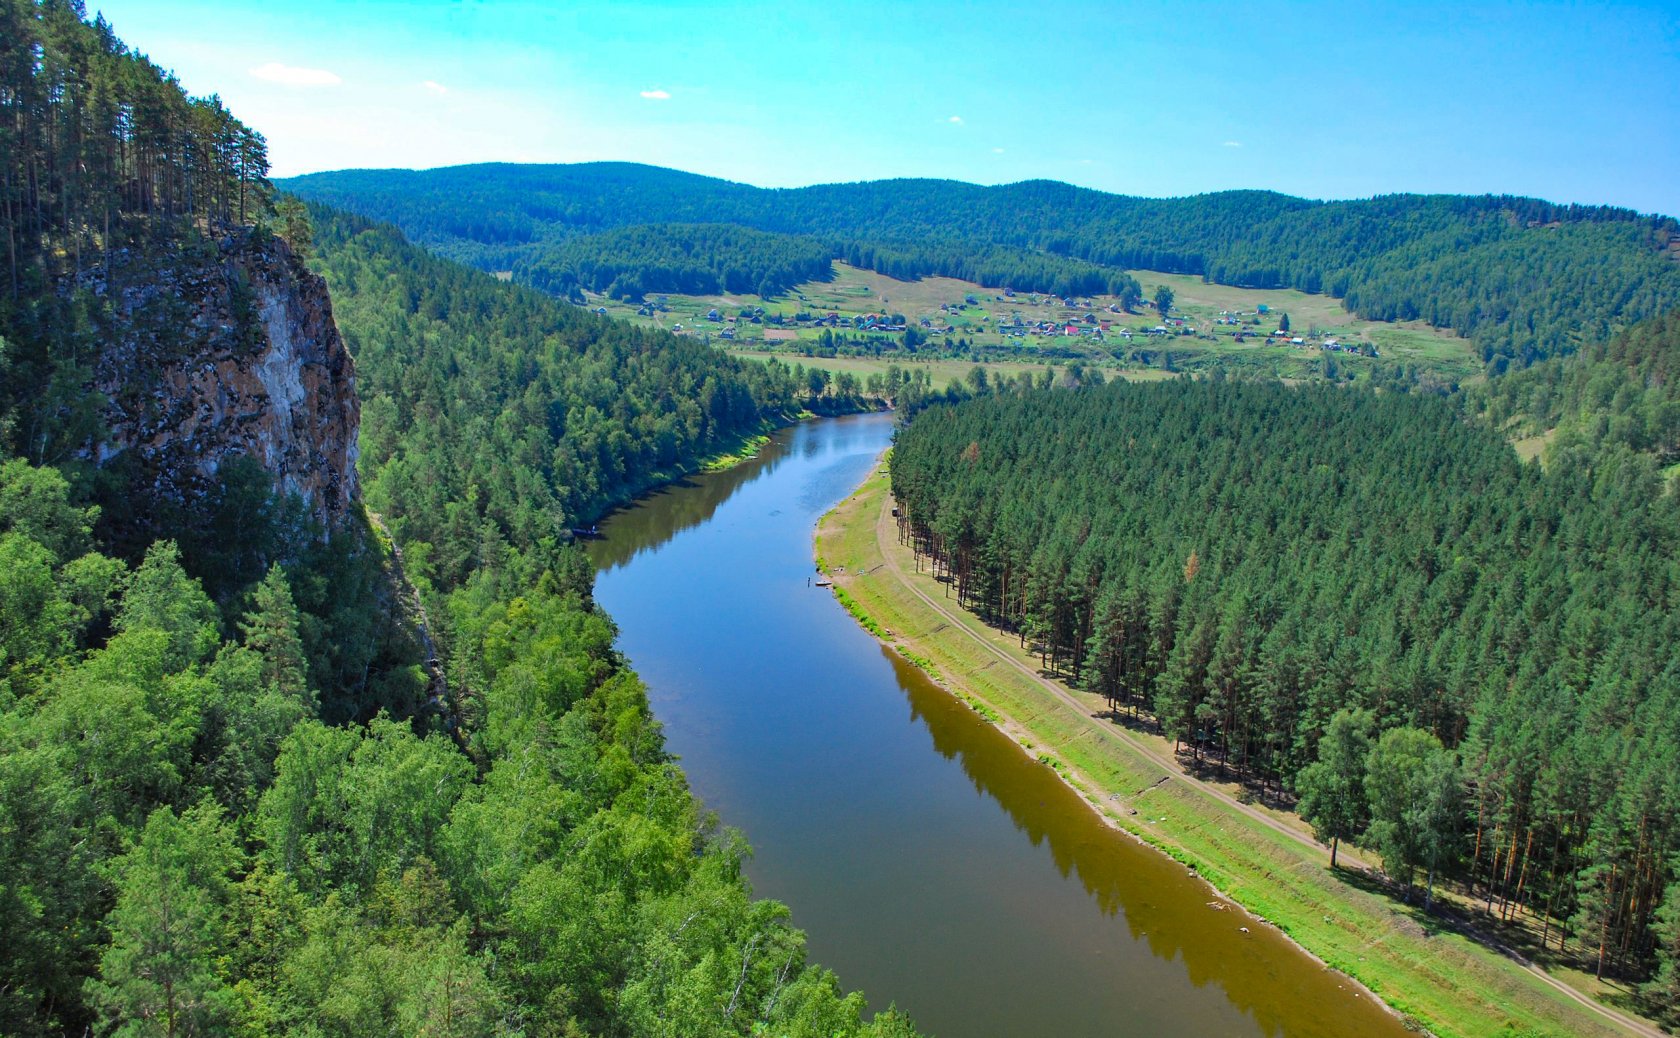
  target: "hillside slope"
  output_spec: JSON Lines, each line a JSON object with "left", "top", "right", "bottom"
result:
{"left": 0, "top": 6, "right": 918, "bottom": 1036}
{"left": 285, "top": 162, "right": 1680, "bottom": 367}
{"left": 1478, "top": 309, "right": 1680, "bottom": 466}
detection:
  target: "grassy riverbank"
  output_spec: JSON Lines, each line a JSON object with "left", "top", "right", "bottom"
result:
{"left": 619, "top": 403, "right": 886, "bottom": 510}
{"left": 816, "top": 460, "right": 1661, "bottom": 1038}
{"left": 698, "top": 430, "right": 774, "bottom": 472}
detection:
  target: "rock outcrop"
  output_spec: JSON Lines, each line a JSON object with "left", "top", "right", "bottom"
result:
{"left": 85, "top": 230, "right": 360, "bottom": 534}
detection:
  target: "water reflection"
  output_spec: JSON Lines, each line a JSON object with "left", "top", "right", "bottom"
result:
{"left": 590, "top": 443, "right": 794, "bottom": 572}
{"left": 886, "top": 642, "right": 1373, "bottom": 1038}
{"left": 590, "top": 413, "right": 1406, "bottom": 1038}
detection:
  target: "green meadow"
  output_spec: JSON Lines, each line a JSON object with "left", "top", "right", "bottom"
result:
{"left": 586, "top": 261, "right": 1482, "bottom": 383}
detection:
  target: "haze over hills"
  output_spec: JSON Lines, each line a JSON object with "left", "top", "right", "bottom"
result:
{"left": 285, "top": 162, "right": 1680, "bottom": 368}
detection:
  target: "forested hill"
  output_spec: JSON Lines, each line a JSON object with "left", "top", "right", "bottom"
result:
{"left": 1475, "top": 308, "right": 1680, "bottom": 466}
{"left": 0, "top": 4, "right": 915, "bottom": 1036}
{"left": 307, "top": 203, "right": 870, "bottom": 587}
{"left": 284, "top": 162, "right": 1680, "bottom": 366}
{"left": 516, "top": 221, "right": 835, "bottom": 300}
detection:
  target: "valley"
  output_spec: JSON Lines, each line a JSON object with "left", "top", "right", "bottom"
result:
{"left": 588, "top": 414, "right": 1414, "bottom": 1038}
{"left": 4, "top": 4, "right": 1680, "bottom": 1037}
{"left": 583, "top": 261, "right": 1481, "bottom": 383}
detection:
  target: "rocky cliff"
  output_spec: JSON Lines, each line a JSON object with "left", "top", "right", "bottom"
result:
{"left": 85, "top": 230, "right": 360, "bottom": 534}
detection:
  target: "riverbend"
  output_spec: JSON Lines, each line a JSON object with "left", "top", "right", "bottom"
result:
{"left": 588, "top": 413, "right": 1411, "bottom": 1038}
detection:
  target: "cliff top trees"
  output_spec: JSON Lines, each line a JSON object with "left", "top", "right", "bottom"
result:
{"left": 0, "top": 0, "right": 275, "bottom": 467}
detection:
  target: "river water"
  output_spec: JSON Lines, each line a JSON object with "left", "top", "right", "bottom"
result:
{"left": 588, "top": 412, "right": 1407, "bottom": 1038}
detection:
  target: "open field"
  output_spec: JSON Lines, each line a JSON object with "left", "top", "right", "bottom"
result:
{"left": 725, "top": 349, "right": 1176, "bottom": 389}
{"left": 815, "top": 461, "right": 1666, "bottom": 1038}
{"left": 1129, "top": 269, "right": 1484, "bottom": 376}
{"left": 586, "top": 262, "right": 1483, "bottom": 382}
{"left": 1512, "top": 428, "right": 1558, "bottom": 465}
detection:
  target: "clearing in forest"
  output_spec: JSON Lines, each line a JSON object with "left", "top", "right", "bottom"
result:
{"left": 587, "top": 262, "right": 1481, "bottom": 382}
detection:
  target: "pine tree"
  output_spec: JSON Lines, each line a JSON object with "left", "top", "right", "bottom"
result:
{"left": 240, "top": 564, "right": 314, "bottom": 712}
{"left": 86, "top": 803, "right": 242, "bottom": 1038}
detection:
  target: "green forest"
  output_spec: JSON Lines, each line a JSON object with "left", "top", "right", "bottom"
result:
{"left": 8, "top": 0, "right": 1680, "bottom": 1034}
{"left": 889, "top": 376, "right": 1680, "bottom": 1013}
{"left": 516, "top": 222, "right": 834, "bottom": 300}
{"left": 306, "top": 203, "right": 881, "bottom": 591}
{"left": 285, "top": 163, "right": 1680, "bottom": 369}
{"left": 505, "top": 220, "right": 1142, "bottom": 307}
{"left": 1477, "top": 309, "right": 1680, "bottom": 467}
{"left": 0, "top": 3, "right": 915, "bottom": 1035}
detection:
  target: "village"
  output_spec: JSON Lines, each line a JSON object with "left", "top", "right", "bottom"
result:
{"left": 587, "top": 264, "right": 1394, "bottom": 374}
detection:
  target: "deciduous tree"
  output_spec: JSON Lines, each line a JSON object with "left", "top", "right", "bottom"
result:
{"left": 1296, "top": 708, "right": 1372, "bottom": 869}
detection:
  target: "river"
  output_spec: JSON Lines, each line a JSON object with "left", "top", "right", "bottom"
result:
{"left": 587, "top": 412, "right": 1408, "bottom": 1038}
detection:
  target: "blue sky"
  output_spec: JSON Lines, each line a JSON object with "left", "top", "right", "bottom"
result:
{"left": 95, "top": 0, "right": 1680, "bottom": 216}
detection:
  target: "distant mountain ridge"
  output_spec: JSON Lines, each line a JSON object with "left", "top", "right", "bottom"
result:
{"left": 284, "top": 162, "right": 1680, "bottom": 368}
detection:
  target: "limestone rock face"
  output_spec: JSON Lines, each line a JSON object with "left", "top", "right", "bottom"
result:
{"left": 88, "top": 231, "right": 360, "bottom": 534}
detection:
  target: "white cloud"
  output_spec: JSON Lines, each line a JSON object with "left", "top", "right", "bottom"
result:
{"left": 640, "top": 89, "right": 671, "bottom": 100}
{"left": 249, "top": 62, "right": 342, "bottom": 87}
{"left": 1223, "top": 140, "right": 1242, "bottom": 148}
{"left": 423, "top": 80, "right": 448, "bottom": 95}
{"left": 948, "top": 115, "right": 963, "bottom": 124}
{"left": 991, "top": 147, "right": 1005, "bottom": 154}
